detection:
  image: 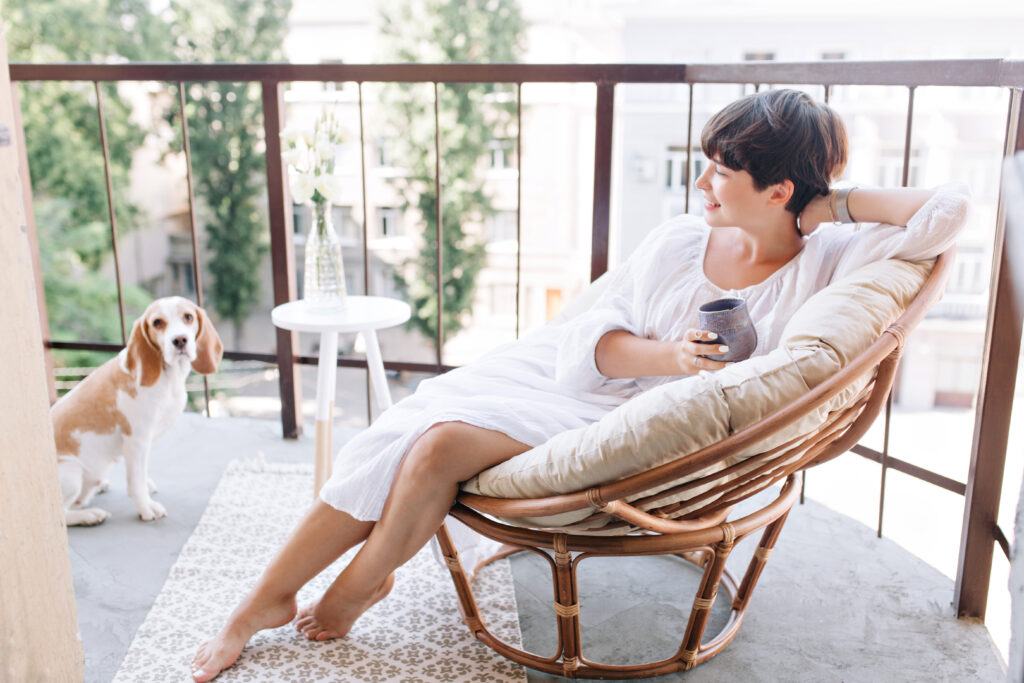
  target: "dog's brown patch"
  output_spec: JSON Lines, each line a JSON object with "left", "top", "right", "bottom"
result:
{"left": 126, "top": 317, "right": 163, "bottom": 387}
{"left": 51, "top": 357, "right": 137, "bottom": 457}
{"left": 191, "top": 305, "right": 223, "bottom": 375}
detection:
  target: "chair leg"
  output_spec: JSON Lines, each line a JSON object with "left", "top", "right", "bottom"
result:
{"left": 552, "top": 533, "right": 583, "bottom": 677}
{"left": 733, "top": 510, "right": 791, "bottom": 612}
{"left": 679, "top": 523, "right": 736, "bottom": 671}
{"left": 434, "top": 521, "right": 485, "bottom": 635}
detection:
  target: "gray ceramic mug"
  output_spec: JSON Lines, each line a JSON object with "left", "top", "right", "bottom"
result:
{"left": 695, "top": 297, "right": 757, "bottom": 363}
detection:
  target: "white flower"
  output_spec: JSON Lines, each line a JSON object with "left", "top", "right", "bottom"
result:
{"left": 289, "top": 168, "right": 316, "bottom": 204}
{"left": 316, "top": 174, "right": 345, "bottom": 203}
{"left": 279, "top": 124, "right": 308, "bottom": 147}
{"left": 281, "top": 145, "right": 306, "bottom": 168}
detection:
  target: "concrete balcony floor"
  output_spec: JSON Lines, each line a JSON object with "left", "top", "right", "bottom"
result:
{"left": 68, "top": 414, "right": 1007, "bottom": 682}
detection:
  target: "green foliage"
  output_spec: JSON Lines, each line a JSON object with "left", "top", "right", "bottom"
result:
{"left": 5, "top": 0, "right": 292, "bottom": 360}
{"left": 164, "top": 0, "right": 292, "bottom": 343}
{"left": 378, "top": 0, "right": 526, "bottom": 351}
{"left": 5, "top": 0, "right": 169, "bottom": 366}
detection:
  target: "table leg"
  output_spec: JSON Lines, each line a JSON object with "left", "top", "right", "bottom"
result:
{"left": 314, "top": 331, "right": 338, "bottom": 497}
{"left": 362, "top": 328, "right": 393, "bottom": 416}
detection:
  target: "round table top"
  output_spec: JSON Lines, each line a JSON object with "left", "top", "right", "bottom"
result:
{"left": 271, "top": 296, "right": 411, "bottom": 333}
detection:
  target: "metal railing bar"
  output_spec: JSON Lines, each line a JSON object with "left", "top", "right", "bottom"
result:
{"left": 93, "top": 81, "right": 128, "bottom": 345}
{"left": 11, "top": 60, "right": 1024, "bottom": 89}
{"left": 44, "top": 341, "right": 459, "bottom": 375}
{"left": 802, "top": 84, "right": 834, "bottom": 508}
{"left": 260, "top": 80, "right": 302, "bottom": 438}
{"left": 176, "top": 81, "right": 211, "bottom": 417}
{"left": 995, "top": 522, "right": 1010, "bottom": 562}
{"left": 515, "top": 81, "right": 523, "bottom": 340}
{"left": 954, "top": 85, "right": 1024, "bottom": 619}
{"left": 591, "top": 81, "right": 614, "bottom": 281}
{"left": 877, "top": 84, "right": 917, "bottom": 539}
{"left": 850, "top": 444, "right": 967, "bottom": 495}
{"left": 684, "top": 82, "right": 693, "bottom": 214}
{"left": 357, "top": 81, "right": 372, "bottom": 425}
{"left": 433, "top": 81, "right": 443, "bottom": 371}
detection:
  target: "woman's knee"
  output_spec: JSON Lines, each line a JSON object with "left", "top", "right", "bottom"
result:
{"left": 401, "top": 424, "right": 460, "bottom": 479}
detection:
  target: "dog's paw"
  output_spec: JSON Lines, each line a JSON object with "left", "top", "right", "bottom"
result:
{"left": 66, "top": 507, "right": 111, "bottom": 527}
{"left": 137, "top": 499, "right": 167, "bottom": 522}
{"left": 97, "top": 480, "right": 111, "bottom": 494}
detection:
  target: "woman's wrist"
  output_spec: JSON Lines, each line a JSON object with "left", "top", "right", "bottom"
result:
{"left": 844, "top": 186, "right": 936, "bottom": 227}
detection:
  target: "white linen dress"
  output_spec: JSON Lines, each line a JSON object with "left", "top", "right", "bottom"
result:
{"left": 318, "top": 181, "right": 971, "bottom": 571}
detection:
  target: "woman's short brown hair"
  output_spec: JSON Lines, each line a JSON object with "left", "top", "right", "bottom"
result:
{"left": 700, "top": 88, "right": 848, "bottom": 215}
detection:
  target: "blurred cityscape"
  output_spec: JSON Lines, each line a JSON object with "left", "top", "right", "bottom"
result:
{"left": 81, "top": 1, "right": 1016, "bottom": 413}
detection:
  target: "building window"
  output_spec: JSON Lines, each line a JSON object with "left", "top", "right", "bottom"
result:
{"left": 170, "top": 261, "right": 195, "bottom": 297}
{"left": 743, "top": 51, "right": 775, "bottom": 61}
{"left": 486, "top": 210, "right": 517, "bottom": 242}
{"left": 332, "top": 205, "right": 360, "bottom": 241}
{"left": 877, "top": 148, "right": 923, "bottom": 188}
{"left": 665, "top": 146, "right": 699, "bottom": 192}
{"left": 376, "top": 137, "right": 395, "bottom": 167}
{"left": 294, "top": 204, "right": 360, "bottom": 241}
{"left": 377, "top": 207, "right": 402, "bottom": 237}
{"left": 545, "top": 288, "right": 563, "bottom": 321}
{"left": 489, "top": 284, "right": 517, "bottom": 316}
{"left": 821, "top": 51, "right": 846, "bottom": 60}
{"left": 488, "top": 139, "right": 514, "bottom": 169}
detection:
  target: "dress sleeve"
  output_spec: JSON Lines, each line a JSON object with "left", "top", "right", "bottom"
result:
{"left": 553, "top": 219, "right": 680, "bottom": 394}
{"left": 828, "top": 180, "right": 972, "bottom": 283}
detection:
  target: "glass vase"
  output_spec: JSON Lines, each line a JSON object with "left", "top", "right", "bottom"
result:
{"left": 303, "top": 200, "right": 348, "bottom": 310}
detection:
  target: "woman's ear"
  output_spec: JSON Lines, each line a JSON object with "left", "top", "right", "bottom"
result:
{"left": 192, "top": 306, "right": 224, "bottom": 375}
{"left": 126, "top": 318, "right": 162, "bottom": 387}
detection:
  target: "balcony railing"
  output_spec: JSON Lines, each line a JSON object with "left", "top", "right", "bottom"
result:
{"left": 10, "top": 59, "right": 1024, "bottom": 624}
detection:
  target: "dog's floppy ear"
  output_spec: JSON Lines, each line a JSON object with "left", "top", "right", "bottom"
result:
{"left": 192, "top": 305, "right": 223, "bottom": 375}
{"left": 126, "top": 317, "right": 162, "bottom": 387}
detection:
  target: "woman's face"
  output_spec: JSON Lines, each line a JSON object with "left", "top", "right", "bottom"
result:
{"left": 694, "top": 155, "right": 762, "bottom": 227}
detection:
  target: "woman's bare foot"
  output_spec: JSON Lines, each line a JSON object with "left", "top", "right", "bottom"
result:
{"left": 293, "top": 572, "right": 395, "bottom": 641}
{"left": 191, "top": 594, "right": 297, "bottom": 682}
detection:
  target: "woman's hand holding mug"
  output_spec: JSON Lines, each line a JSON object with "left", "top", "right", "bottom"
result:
{"left": 676, "top": 328, "right": 733, "bottom": 375}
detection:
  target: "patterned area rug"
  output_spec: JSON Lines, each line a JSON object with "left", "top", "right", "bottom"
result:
{"left": 113, "top": 459, "right": 527, "bottom": 682}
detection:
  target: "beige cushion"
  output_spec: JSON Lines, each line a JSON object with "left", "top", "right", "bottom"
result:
{"left": 461, "top": 258, "right": 933, "bottom": 533}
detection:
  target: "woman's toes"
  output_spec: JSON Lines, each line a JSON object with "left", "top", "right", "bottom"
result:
{"left": 293, "top": 615, "right": 316, "bottom": 632}
{"left": 314, "top": 630, "right": 339, "bottom": 641}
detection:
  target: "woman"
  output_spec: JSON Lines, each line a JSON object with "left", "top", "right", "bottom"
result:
{"left": 191, "top": 88, "right": 970, "bottom": 681}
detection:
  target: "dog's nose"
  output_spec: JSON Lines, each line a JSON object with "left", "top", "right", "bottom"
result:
{"left": 172, "top": 335, "right": 188, "bottom": 350}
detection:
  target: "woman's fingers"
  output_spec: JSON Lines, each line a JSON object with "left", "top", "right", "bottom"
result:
{"left": 685, "top": 328, "right": 719, "bottom": 342}
{"left": 686, "top": 340, "right": 730, "bottom": 357}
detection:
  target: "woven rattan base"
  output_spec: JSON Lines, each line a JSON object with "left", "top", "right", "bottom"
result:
{"left": 436, "top": 474, "right": 801, "bottom": 679}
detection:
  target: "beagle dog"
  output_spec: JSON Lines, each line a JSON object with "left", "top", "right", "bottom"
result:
{"left": 52, "top": 296, "right": 223, "bottom": 526}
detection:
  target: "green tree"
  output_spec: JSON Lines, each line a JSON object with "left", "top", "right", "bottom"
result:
{"left": 378, "top": 0, "right": 526, "bottom": 354}
{"left": 164, "top": 0, "right": 292, "bottom": 345}
{"left": 5, "top": 0, "right": 171, "bottom": 368}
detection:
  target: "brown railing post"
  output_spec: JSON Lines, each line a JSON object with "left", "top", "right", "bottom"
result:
{"left": 261, "top": 80, "right": 302, "bottom": 439}
{"left": 955, "top": 87, "right": 1024, "bottom": 619}
{"left": 11, "top": 84, "right": 55, "bottom": 404}
{"left": 93, "top": 81, "right": 128, "bottom": 345}
{"left": 591, "top": 81, "right": 615, "bottom": 281}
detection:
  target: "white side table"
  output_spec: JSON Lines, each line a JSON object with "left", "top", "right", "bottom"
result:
{"left": 272, "top": 296, "right": 411, "bottom": 496}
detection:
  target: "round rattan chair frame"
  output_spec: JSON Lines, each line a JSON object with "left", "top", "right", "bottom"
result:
{"left": 434, "top": 249, "right": 954, "bottom": 679}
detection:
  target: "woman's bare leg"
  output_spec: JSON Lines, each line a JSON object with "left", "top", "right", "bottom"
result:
{"left": 191, "top": 501, "right": 375, "bottom": 682}
{"left": 296, "top": 421, "right": 531, "bottom": 640}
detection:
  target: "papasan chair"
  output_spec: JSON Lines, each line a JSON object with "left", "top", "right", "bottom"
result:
{"left": 430, "top": 247, "right": 954, "bottom": 679}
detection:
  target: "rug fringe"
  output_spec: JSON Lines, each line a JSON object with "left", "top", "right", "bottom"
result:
{"left": 226, "top": 452, "right": 314, "bottom": 475}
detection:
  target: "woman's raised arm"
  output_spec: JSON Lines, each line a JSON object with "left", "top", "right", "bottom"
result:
{"left": 803, "top": 181, "right": 972, "bottom": 283}
{"left": 801, "top": 186, "right": 942, "bottom": 236}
